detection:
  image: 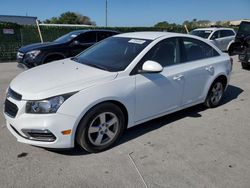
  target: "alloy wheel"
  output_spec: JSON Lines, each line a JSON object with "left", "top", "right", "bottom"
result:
{"left": 88, "top": 112, "right": 119, "bottom": 146}
{"left": 210, "top": 82, "right": 223, "bottom": 105}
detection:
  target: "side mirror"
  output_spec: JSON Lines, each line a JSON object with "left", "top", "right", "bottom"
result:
{"left": 140, "top": 60, "right": 163, "bottom": 73}
{"left": 71, "top": 40, "right": 80, "bottom": 46}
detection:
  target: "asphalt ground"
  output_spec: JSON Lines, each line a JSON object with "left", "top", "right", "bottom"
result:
{"left": 0, "top": 56, "right": 250, "bottom": 188}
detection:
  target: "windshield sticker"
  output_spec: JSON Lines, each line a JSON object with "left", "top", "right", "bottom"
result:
{"left": 70, "top": 34, "right": 78, "bottom": 38}
{"left": 128, "top": 39, "right": 146, "bottom": 44}
{"left": 205, "top": 30, "right": 212, "bottom": 33}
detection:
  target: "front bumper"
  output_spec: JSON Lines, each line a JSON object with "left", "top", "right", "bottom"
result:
{"left": 17, "top": 52, "right": 43, "bottom": 69}
{"left": 4, "top": 97, "right": 77, "bottom": 148}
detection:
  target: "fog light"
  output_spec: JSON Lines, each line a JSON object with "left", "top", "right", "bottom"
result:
{"left": 21, "top": 129, "right": 56, "bottom": 142}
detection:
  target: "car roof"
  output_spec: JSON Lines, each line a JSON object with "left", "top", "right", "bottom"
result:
{"left": 241, "top": 20, "right": 250, "bottom": 23}
{"left": 69, "top": 29, "right": 120, "bottom": 35}
{"left": 193, "top": 27, "right": 234, "bottom": 31}
{"left": 114, "top": 31, "right": 188, "bottom": 40}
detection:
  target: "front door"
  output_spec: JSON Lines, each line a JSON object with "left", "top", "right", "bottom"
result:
{"left": 134, "top": 38, "right": 184, "bottom": 122}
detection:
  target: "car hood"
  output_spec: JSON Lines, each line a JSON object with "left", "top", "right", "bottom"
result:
{"left": 10, "top": 59, "right": 118, "bottom": 100}
{"left": 19, "top": 42, "right": 63, "bottom": 53}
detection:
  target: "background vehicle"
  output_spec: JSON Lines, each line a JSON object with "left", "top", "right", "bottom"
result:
{"left": 17, "top": 29, "right": 119, "bottom": 68}
{"left": 190, "top": 27, "right": 236, "bottom": 52}
{"left": 4, "top": 32, "right": 232, "bottom": 153}
{"left": 228, "top": 21, "right": 250, "bottom": 69}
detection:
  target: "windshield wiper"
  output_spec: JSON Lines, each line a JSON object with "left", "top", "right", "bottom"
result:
{"left": 83, "top": 63, "right": 109, "bottom": 71}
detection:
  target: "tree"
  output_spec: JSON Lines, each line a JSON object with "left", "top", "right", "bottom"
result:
{"left": 154, "top": 21, "right": 170, "bottom": 28}
{"left": 44, "top": 11, "right": 96, "bottom": 25}
{"left": 183, "top": 19, "right": 212, "bottom": 27}
{"left": 183, "top": 20, "right": 190, "bottom": 26}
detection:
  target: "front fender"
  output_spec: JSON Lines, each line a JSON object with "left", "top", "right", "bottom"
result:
{"left": 58, "top": 76, "right": 136, "bottom": 141}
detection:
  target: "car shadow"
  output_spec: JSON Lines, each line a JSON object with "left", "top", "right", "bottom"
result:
{"left": 49, "top": 85, "right": 243, "bottom": 156}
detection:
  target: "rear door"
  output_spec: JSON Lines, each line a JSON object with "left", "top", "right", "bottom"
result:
{"left": 220, "top": 30, "right": 236, "bottom": 51}
{"left": 178, "top": 37, "right": 220, "bottom": 105}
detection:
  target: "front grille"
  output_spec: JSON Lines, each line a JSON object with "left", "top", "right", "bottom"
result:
{"left": 4, "top": 99, "right": 18, "bottom": 118}
{"left": 8, "top": 88, "right": 22, "bottom": 101}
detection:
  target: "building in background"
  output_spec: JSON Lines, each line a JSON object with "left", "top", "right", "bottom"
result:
{"left": 230, "top": 19, "right": 250, "bottom": 26}
{"left": 0, "top": 15, "right": 37, "bottom": 25}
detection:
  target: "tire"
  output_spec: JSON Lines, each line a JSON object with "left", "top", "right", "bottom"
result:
{"left": 205, "top": 80, "right": 225, "bottom": 108}
{"left": 241, "top": 62, "right": 250, "bottom": 69}
{"left": 76, "top": 103, "right": 126, "bottom": 153}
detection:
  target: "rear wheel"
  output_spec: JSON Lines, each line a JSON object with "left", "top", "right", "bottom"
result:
{"left": 205, "top": 81, "right": 225, "bottom": 108}
{"left": 241, "top": 62, "right": 250, "bottom": 69}
{"left": 76, "top": 103, "right": 125, "bottom": 153}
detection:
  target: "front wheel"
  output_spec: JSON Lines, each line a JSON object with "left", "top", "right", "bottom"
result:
{"left": 76, "top": 103, "right": 125, "bottom": 153}
{"left": 205, "top": 81, "right": 225, "bottom": 108}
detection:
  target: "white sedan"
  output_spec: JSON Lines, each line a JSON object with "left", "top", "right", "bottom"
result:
{"left": 4, "top": 32, "right": 232, "bottom": 152}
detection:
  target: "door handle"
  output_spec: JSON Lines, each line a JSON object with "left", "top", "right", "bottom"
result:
{"left": 173, "top": 75, "right": 184, "bottom": 81}
{"left": 205, "top": 66, "right": 214, "bottom": 74}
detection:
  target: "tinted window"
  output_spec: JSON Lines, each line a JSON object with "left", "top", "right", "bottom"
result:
{"left": 140, "top": 38, "right": 179, "bottom": 67}
{"left": 77, "top": 32, "right": 97, "bottom": 43}
{"left": 97, "top": 32, "right": 115, "bottom": 41}
{"left": 190, "top": 30, "right": 213, "bottom": 39}
{"left": 75, "top": 37, "right": 152, "bottom": 72}
{"left": 238, "top": 22, "right": 250, "bottom": 35}
{"left": 54, "top": 32, "right": 80, "bottom": 43}
{"left": 221, "top": 30, "right": 235, "bottom": 37}
{"left": 180, "top": 37, "right": 219, "bottom": 62}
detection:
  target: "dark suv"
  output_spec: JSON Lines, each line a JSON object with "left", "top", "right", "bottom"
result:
{"left": 17, "top": 30, "right": 119, "bottom": 68}
{"left": 228, "top": 21, "right": 250, "bottom": 69}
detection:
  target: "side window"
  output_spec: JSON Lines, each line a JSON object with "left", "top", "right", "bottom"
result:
{"left": 180, "top": 37, "right": 219, "bottom": 62}
{"left": 77, "top": 32, "right": 97, "bottom": 43}
{"left": 221, "top": 30, "right": 235, "bottom": 38}
{"left": 211, "top": 31, "right": 220, "bottom": 39}
{"left": 140, "top": 38, "right": 179, "bottom": 67}
{"left": 97, "top": 32, "right": 114, "bottom": 42}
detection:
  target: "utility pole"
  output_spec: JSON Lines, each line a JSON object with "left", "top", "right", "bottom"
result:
{"left": 105, "top": 0, "right": 108, "bottom": 27}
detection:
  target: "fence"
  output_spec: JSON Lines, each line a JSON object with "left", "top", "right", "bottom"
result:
{"left": 0, "top": 22, "right": 196, "bottom": 62}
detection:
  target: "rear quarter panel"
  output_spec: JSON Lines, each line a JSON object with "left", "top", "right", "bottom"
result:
{"left": 202, "top": 54, "right": 231, "bottom": 99}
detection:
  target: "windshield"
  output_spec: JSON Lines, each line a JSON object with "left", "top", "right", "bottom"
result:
{"left": 238, "top": 22, "right": 250, "bottom": 36}
{"left": 73, "top": 37, "right": 152, "bottom": 72}
{"left": 190, "top": 30, "right": 213, "bottom": 39}
{"left": 54, "top": 32, "right": 80, "bottom": 43}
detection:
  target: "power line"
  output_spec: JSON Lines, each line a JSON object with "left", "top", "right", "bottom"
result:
{"left": 105, "top": 0, "right": 108, "bottom": 27}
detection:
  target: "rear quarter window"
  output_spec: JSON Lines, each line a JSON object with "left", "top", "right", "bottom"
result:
{"left": 221, "top": 30, "right": 235, "bottom": 38}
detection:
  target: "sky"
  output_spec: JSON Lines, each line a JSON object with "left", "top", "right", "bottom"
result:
{"left": 0, "top": 0, "right": 249, "bottom": 26}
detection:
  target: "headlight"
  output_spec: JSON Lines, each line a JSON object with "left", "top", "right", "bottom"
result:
{"left": 26, "top": 50, "right": 41, "bottom": 59}
{"left": 26, "top": 93, "right": 76, "bottom": 114}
